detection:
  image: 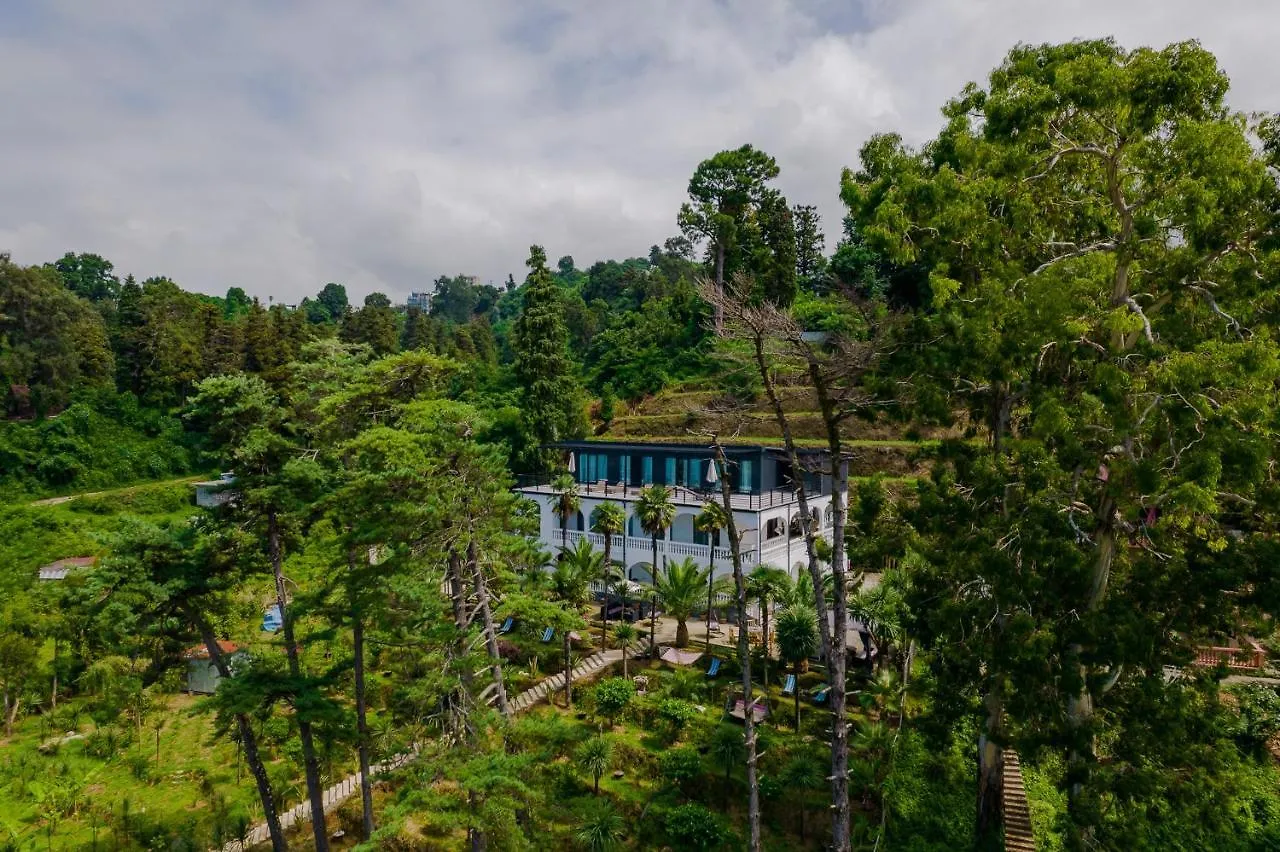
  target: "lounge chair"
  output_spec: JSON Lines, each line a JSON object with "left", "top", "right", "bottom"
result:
{"left": 261, "top": 604, "right": 282, "bottom": 633}
{"left": 541, "top": 626, "right": 554, "bottom": 643}
{"left": 706, "top": 657, "right": 722, "bottom": 678}
{"left": 782, "top": 674, "right": 797, "bottom": 696}
{"left": 812, "top": 686, "right": 830, "bottom": 705}
{"left": 499, "top": 616, "right": 513, "bottom": 634}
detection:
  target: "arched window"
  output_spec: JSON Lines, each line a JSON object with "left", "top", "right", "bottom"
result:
{"left": 789, "top": 513, "right": 804, "bottom": 538}
{"left": 824, "top": 505, "right": 834, "bottom": 527}
{"left": 765, "top": 517, "right": 785, "bottom": 540}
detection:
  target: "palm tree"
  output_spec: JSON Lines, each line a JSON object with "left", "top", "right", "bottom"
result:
{"left": 775, "top": 604, "right": 819, "bottom": 731}
{"left": 574, "top": 800, "right": 624, "bottom": 852}
{"left": 709, "top": 724, "right": 746, "bottom": 783}
{"left": 613, "top": 623, "right": 639, "bottom": 679}
{"left": 635, "top": 484, "right": 675, "bottom": 587}
{"left": 590, "top": 502, "right": 626, "bottom": 643}
{"left": 694, "top": 502, "right": 729, "bottom": 649}
{"left": 746, "top": 564, "right": 790, "bottom": 685}
{"left": 848, "top": 583, "right": 905, "bottom": 673}
{"left": 551, "top": 473, "right": 581, "bottom": 555}
{"left": 552, "top": 539, "right": 600, "bottom": 707}
{"left": 655, "top": 557, "right": 728, "bottom": 647}
{"left": 575, "top": 736, "right": 614, "bottom": 795}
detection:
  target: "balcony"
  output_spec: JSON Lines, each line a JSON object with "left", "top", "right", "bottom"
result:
{"left": 554, "top": 528, "right": 800, "bottom": 571}
{"left": 515, "top": 474, "right": 804, "bottom": 511}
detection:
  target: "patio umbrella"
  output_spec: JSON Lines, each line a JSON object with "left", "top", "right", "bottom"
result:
{"left": 706, "top": 459, "right": 719, "bottom": 484}
{"left": 567, "top": 451, "right": 576, "bottom": 474}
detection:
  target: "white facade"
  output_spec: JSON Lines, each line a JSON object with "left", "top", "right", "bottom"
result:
{"left": 515, "top": 442, "right": 835, "bottom": 585}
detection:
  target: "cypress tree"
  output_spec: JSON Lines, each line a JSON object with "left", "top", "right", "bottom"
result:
{"left": 511, "top": 245, "right": 585, "bottom": 469}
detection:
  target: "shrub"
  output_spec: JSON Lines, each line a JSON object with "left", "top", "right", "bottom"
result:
{"left": 656, "top": 698, "right": 696, "bottom": 741}
{"left": 664, "top": 803, "right": 729, "bottom": 851}
{"left": 593, "top": 678, "right": 635, "bottom": 726}
{"left": 658, "top": 746, "right": 702, "bottom": 791}
{"left": 1229, "top": 683, "right": 1280, "bottom": 755}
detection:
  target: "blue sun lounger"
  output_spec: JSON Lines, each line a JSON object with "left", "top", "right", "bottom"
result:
{"left": 812, "top": 686, "right": 830, "bottom": 705}
{"left": 541, "top": 626, "right": 554, "bottom": 643}
{"left": 261, "top": 604, "right": 282, "bottom": 633}
{"left": 707, "top": 657, "right": 722, "bottom": 678}
{"left": 782, "top": 674, "right": 797, "bottom": 696}
{"left": 499, "top": 616, "right": 513, "bottom": 634}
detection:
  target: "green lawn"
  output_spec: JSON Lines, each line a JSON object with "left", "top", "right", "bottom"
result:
{"left": 0, "top": 693, "right": 268, "bottom": 850}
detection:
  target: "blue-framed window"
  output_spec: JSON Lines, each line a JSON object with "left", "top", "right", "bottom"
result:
{"left": 641, "top": 456, "right": 653, "bottom": 484}
{"left": 619, "top": 455, "right": 631, "bottom": 484}
{"left": 664, "top": 457, "right": 676, "bottom": 485}
{"left": 576, "top": 452, "right": 609, "bottom": 483}
{"left": 737, "top": 459, "right": 754, "bottom": 493}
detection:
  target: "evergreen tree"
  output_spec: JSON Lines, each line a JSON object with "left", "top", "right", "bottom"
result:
{"left": 510, "top": 246, "right": 585, "bottom": 467}
{"left": 792, "top": 204, "right": 827, "bottom": 292}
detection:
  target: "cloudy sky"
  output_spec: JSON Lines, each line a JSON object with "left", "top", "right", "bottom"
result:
{"left": 1, "top": 1, "right": 1274, "bottom": 303}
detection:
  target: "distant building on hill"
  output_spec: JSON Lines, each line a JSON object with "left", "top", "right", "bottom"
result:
{"left": 407, "top": 291, "right": 433, "bottom": 311}
{"left": 37, "top": 556, "right": 97, "bottom": 581}
{"left": 183, "top": 641, "right": 245, "bottom": 694}
{"left": 193, "top": 472, "right": 238, "bottom": 507}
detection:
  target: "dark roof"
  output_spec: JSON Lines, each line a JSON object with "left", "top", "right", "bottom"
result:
{"left": 551, "top": 439, "right": 826, "bottom": 456}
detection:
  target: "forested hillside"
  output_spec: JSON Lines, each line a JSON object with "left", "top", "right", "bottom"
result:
{"left": 2, "top": 37, "right": 1280, "bottom": 852}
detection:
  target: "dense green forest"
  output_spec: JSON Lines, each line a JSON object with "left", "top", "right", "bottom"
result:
{"left": 2, "top": 38, "right": 1280, "bottom": 852}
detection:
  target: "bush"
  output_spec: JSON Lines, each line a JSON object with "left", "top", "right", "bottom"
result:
{"left": 593, "top": 678, "right": 635, "bottom": 726}
{"left": 1229, "top": 683, "right": 1280, "bottom": 754}
{"left": 658, "top": 746, "right": 703, "bottom": 791}
{"left": 664, "top": 803, "right": 729, "bottom": 851}
{"left": 657, "top": 698, "right": 697, "bottom": 741}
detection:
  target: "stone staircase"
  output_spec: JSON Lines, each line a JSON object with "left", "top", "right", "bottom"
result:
{"left": 217, "top": 641, "right": 640, "bottom": 851}
{"left": 1001, "top": 750, "right": 1036, "bottom": 852}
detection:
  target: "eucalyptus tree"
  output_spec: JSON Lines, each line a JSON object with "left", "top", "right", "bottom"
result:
{"left": 844, "top": 38, "right": 1280, "bottom": 844}
{"left": 701, "top": 273, "right": 895, "bottom": 852}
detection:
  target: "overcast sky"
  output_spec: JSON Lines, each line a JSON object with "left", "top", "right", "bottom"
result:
{"left": 1, "top": 1, "right": 1274, "bottom": 304}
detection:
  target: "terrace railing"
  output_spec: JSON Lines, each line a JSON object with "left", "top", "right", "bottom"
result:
{"left": 514, "top": 474, "right": 811, "bottom": 510}
{"left": 1192, "top": 641, "right": 1267, "bottom": 671}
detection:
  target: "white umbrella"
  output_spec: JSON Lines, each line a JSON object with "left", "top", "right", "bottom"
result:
{"left": 706, "top": 459, "right": 719, "bottom": 484}
{"left": 567, "top": 451, "right": 576, "bottom": 474}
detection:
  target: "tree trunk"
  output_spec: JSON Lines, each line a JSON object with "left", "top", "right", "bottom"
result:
{"left": 761, "top": 598, "right": 770, "bottom": 687}
{"left": 676, "top": 620, "right": 689, "bottom": 648}
{"left": 346, "top": 550, "right": 375, "bottom": 840}
{"left": 447, "top": 547, "right": 476, "bottom": 743}
{"left": 468, "top": 537, "right": 512, "bottom": 719}
{"left": 976, "top": 691, "right": 1004, "bottom": 844}
{"left": 268, "top": 512, "right": 330, "bottom": 852}
{"left": 714, "top": 241, "right": 726, "bottom": 334}
{"left": 50, "top": 637, "right": 58, "bottom": 711}
{"left": 706, "top": 567, "right": 714, "bottom": 650}
{"left": 191, "top": 613, "right": 286, "bottom": 852}
{"left": 712, "top": 445, "right": 762, "bottom": 852}
{"left": 794, "top": 663, "right": 802, "bottom": 731}
{"left": 602, "top": 534, "right": 613, "bottom": 647}
{"left": 622, "top": 646, "right": 629, "bottom": 679}
{"left": 353, "top": 616, "right": 375, "bottom": 839}
{"left": 754, "top": 337, "right": 849, "bottom": 849}
{"left": 562, "top": 631, "right": 572, "bottom": 708}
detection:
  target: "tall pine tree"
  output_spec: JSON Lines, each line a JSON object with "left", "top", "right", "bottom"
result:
{"left": 511, "top": 246, "right": 584, "bottom": 469}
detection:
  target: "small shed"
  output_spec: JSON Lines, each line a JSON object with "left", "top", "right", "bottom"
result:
{"left": 194, "top": 473, "right": 238, "bottom": 508}
{"left": 37, "top": 556, "right": 97, "bottom": 582}
{"left": 183, "top": 641, "right": 244, "bottom": 694}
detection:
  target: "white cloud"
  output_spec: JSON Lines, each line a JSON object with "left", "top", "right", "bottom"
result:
{"left": 0, "top": 0, "right": 1274, "bottom": 302}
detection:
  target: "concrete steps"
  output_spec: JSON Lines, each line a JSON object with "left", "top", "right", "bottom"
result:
{"left": 1001, "top": 750, "right": 1036, "bottom": 852}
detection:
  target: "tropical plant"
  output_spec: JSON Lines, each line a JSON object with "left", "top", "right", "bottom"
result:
{"left": 590, "top": 501, "right": 626, "bottom": 642}
{"left": 746, "top": 564, "right": 790, "bottom": 684}
{"left": 664, "top": 802, "right": 729, "bottom": 851}
{"left": 575, "top": 736, "right": 614, "bottom": 795}
{"left": 709, "top": 724, "right": 746, "bottom": 782}
{"left": 574, "top": 799, "right": 624, "bottom": 852}
{"left": 655, "top": 557, "right": 728, "bottom": 647}
{"left": 550, "top": 473, "right": 581, "bottom": 554}
{"left": 775, "top": 604, "right": 819, "bottom": 730}
{"left": 635, "top": 484, "right": 675, "bottom": 585}
{"left": 551, "top": 538, "right": 601, "bottom": 707}
{"left": 612, "top": 623, "right": 639, "bottom": 679}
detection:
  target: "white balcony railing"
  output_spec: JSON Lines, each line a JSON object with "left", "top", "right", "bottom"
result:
{"left": 556, "top": 529, "right": 759, "bottom": 568}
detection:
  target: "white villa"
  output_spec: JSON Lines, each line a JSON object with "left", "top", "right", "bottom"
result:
{"left": 515, "top": 440, "right": 836, "bottom": 584}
